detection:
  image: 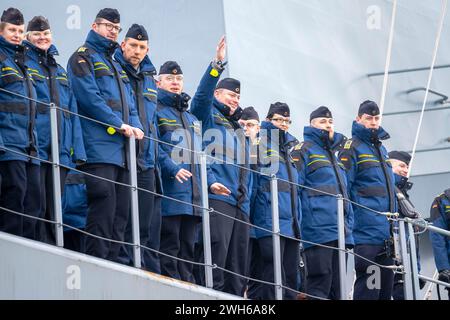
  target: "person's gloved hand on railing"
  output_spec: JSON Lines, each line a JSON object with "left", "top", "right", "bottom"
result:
{"left": 438, "top": 269, "right": 450, "bottom": 283}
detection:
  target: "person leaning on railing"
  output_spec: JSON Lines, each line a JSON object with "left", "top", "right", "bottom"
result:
{"left": 114, "top": 24, "right": 162, "bottom": 274}
{"left": 67, "top": 8, "right": 144, "bottom": 262}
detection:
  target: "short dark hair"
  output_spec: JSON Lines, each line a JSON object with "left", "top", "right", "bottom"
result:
{"left": 0, "top": 22, "right": 6, "bottom": 32}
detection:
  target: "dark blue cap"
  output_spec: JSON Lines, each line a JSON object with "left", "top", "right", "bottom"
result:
{"left": 310, "top": 106, "right": 332, "bottom": 121}
{"left": 159, "top": 61, "right": 182, "bottom": 75}
{"left": 267, "top": 102, "right": 290, "bottom": 118}
{"left": 96, "top": 8, "right": 120, "bottom": 23}
{"left": 388, "top": 151, "right": 411, "bottom": 165}
{"left": 240, "top": 106, "right": 259, "bottom": 121}
{"left": 1, "top": 7, "right": 24, "bottom": 25}
{"left": 216, "top": 77, "right": 240, "bottom": 94}
{"left": 358, "top": 100, "right": 380, "bottom": 116}
{"left": 125, "top": 24, "right": 148, "bottom": 41}
{"left": 27, "top": 16, "right": 50, "bottom": 32}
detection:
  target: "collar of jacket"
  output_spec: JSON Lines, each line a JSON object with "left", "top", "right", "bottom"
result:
{"left": 85, "top": 29, "right": 119, "bottom": 56}
{"left": 261, "top": 121, "right": 298, "bottom": 149}
{"left": 394, "top": 173, "right": 413, "bottom": 193}
{"left": 113, "top": 48, "right": 156, "bottom": 79}
{"left": 351, "top": 120, "right": 390, "bottom": 145}
{"left": 0, "top": 36, "right": 25, "bottom": 56}
{"left": 303, "top": 126, "right": 345, "bottom": 150}
{"left": 157, "top": 88, "right": 191, "bottom": 111}
{"left": 23, "top": 40, "right": 58, "bottom": 64}
{"left": 445, "top": 188, "right": 450, "bottom": 200}
{"left": 213, "top": 97, "right": 242, "bottom": 123}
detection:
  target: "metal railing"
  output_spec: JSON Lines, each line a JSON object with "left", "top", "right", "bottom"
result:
{"left": 0, "top": 86, "right": 449, "bottom": 300}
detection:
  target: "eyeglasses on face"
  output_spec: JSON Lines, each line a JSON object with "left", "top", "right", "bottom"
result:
{"left": 242, "top": 122, "right": 259, "bottom": 128}
{"left": 163, "top": 75, "right": 184, "bottom": 82}
{"left": 96, "top": 22, "right": 122, "bottom": 33}
{"left": 271, "top": 117, "right": 292, "bottom": 125}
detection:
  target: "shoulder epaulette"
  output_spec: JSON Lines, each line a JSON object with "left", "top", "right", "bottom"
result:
{"left": 444, "top": 188, "right": 450, "bottom": 201}
{"left": 343, "top": 137, "right": 362, "bottom": 150}
{"left": 343, "top": 139, "right": 353, "bottom": 150}
{"left": 298, "top": 141, "right": 313, "bottom": 153}
{"left": 291, "top": 140, "right": 313, "bottom": 160}
{"left": 294, "top": 142, "right": 303, "bottom": 150}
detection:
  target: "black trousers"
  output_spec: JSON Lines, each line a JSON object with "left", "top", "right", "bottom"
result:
{"left": 160, "top": 214, "right": 200, "bottom": 283}
{"left": 64, "top": 229, "right": 86, "bottom": 253}
{"left": 353, "top": 244, "right": 394, "bottom": 300}
{"left": 83, "top": 164, "right": 130, "bottom": 261}
{"left": 245, "top": 237, "right": 264, "bottom": 299}
{"left": 304, "top": 240, "right": 341, "bottom": 300}
{"left": 197, "top": 200, "right": 250, "bottom": 296}
{"left": 38, "top": 163, "right": 68, "bottom": 244}
{"left": 0, "top": 161, "right": 40, "bottom": 240}
{"left": 119, "top": 168, "right": 161, "bottom": 273}
{"left": 257, "top": 236, "right": 300, "bottom": 300}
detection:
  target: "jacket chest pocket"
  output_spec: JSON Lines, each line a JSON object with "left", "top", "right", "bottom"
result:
{"left": 93, "top": 66, "right": 114, "bottom": 97}
{"left": 1, "top": 71, "right": 25, "bottom": 85}
{"left": 306, "top": 157, "right": 332, "bottom": 174}
{"left": 28, "top": 74, "right": 49, "bottom": 114}
{"left": 158, "top": 118, "right": 182, "bottom": 137}
{"left": 120, "top": 73, "right": 130, "bottom": 85}
{"left": 94, "top": 67, "right": 114, "bottom": 78}
{"left": 213, "top": 116, "right": 233, "bottom": 129}
{"left": 356, "top": 159, "right": 381, "bottom": 172}
{"left": 57, "top": 76, "right": 69, "bottom": 88}
{"left": 56, "top": 76, "right": 71, "bottom": 111}
{"left": 144, "top": 92, "right": 157, "bottom": 103}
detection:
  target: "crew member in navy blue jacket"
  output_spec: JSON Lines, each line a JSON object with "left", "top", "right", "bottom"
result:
{"left": 338, "top": 100, "right": 397, "bottom": 300}
{"left": 429, "top": 189, "right": 450, "bottom": 299}
{"left": 252, "top": 102, "right": 301, "bottom": 300}
{"left": 296, "top": 106, "right": 353, "bottom": 300}
{"left": 0, "top": 8, "right": 41, "bottom": 240}
{"left": 115, "top": 24, "right": 162, "bottom": 273}
{"left": 23, "top": 15, "right": 86, "bottom": 244}
{"left": 238, "top": 106, "right": 262, "bottom": 298}
{"left": 156, "top": 39, "right": 230, "bottom": 283}
{"left": 67, "top": 8, "right": 144, "bottom": 261}
{"left": 191, "top": 37, "right": 254, "bottom": 295}
{"left": 387, "top": 150, "right": 426, "bottom": 299}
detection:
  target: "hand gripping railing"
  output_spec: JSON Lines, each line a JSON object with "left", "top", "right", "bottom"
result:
{"left": 1, "top": 86, "right": 449, "bottom": 300}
